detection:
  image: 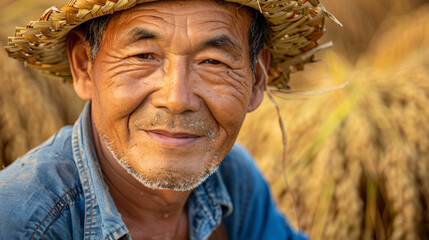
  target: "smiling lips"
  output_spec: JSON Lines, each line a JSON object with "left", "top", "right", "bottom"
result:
{"left": 144, "top": 130, "right": 201, "bottom": 147}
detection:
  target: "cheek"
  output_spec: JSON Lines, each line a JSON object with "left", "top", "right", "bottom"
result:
{"left": 92, "top": 62, "right": 162, "bottom": 119}
{"left": 205, "top": 96, "right": 246, "bottom": 165}
{"left": 193, "top": 70, "right": 252, "bottom": 137}
{"left": 209, "top": 94, "right": 247, "bottom": 128}
{"left": 90, "top": 66, "right": 163, "bottom": 146}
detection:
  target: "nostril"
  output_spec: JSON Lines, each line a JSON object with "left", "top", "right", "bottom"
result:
{"left": 152, "top": 93, "right": 199, "bottom": 114}
{"left": 151, "top": 85, "right": 200, "bottom": 114}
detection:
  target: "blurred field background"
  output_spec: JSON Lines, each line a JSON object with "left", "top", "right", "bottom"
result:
{"left": 1, "top": 0, "right": 429, "bottom": 239}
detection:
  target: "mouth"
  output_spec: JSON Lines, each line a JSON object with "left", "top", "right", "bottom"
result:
{"left": 144, "top": 129, "right": 201, "bottom": 147}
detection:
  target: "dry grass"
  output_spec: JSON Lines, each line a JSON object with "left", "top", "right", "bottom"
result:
{"left": 238, "top": 4, "right": 429, "bottom": 240}
{"left": 320, "top": 0, "right": 428, "bottom": 63}
{"left": 0, "top": 49, "right": 84, "bottom": 168}
{"left": 0, "top": 0, "right": 83, "bottom": 168}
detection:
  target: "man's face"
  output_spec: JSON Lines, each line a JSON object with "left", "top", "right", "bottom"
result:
{"left": 79, "top": 0, "right": 262, "bottom": 190}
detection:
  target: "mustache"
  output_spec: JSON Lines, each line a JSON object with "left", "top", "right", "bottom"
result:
{"left": 131, "top": 110, "right": 215, "bottom": 137}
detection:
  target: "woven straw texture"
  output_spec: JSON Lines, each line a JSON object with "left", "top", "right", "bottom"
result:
{"left": 5, "top": 0, "right": 337, "bottom": 88}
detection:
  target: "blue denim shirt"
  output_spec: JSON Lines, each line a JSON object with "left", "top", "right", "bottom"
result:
{"left": 0, "top": 103, "right": 308, "bottom": 240}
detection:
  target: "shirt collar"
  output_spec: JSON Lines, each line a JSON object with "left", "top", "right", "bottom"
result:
{"left": 73, "top": 102, "right": 129, "bottom": 239}
{"left": 187, "top": 170, "right": 233, "bottom": 240}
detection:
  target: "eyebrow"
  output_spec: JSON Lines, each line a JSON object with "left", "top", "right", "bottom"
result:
{"left": 200, "top": 35, "right": 243, "bottom": 59}
{"left": 124, "top": 28, "right": 243, "bottom": 58}
{"left": 126, "top": 28, "right": 159, "bottom": 44}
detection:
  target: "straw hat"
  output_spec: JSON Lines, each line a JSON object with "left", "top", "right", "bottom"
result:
{"left": 5, "top": 0, "right": 339, "bottom": 88}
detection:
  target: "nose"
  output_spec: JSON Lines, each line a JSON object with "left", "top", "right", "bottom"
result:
{"left": 151, "top": 58, "right": 200, "bottom": 114}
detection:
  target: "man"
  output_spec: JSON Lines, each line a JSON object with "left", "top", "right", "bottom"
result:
{"left": 1, "top": 0, "right": 331, "bottom": 239}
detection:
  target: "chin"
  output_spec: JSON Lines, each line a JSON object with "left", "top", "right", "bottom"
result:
{"left": 106, "top": 141, "right": 223, "bottom": 191}
{"left": 120, "top": 156, "right": 220, "bottom": 191}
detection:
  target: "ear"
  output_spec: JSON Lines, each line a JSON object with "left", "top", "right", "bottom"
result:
{"left": 67, "top": 29, "right": 93, "bottom": 101}
{"left": 248, "top": 45, "right": 271, "bottom": 112}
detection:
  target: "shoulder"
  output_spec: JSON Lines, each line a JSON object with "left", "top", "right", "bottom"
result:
{"left": 219, "top": 144, "right": 309, "bottom": 240}
{"left": 0, "top": 126, "right": 84, "bottom": 239}
{"left": 0, "top": 126, "right": 77, "bottom": 186}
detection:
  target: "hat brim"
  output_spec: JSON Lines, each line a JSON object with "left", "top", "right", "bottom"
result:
{"left": 5, "top": 0, "right": 337, "bottom": 89}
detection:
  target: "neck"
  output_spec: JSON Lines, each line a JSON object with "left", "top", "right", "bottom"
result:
{"left": 91, "top": 119, "right": 190, "bottom": 239}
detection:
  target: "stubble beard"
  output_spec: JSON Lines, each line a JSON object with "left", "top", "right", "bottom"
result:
{"left": 101, "top": 136, "right": 220, "bottom": 191}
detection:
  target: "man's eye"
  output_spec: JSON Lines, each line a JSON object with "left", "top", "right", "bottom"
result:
{"left": 202, "top": 59, "right": 221, "bottom": 65}
{"left": 136, "top": 53, "right": 154, "bottom": 59}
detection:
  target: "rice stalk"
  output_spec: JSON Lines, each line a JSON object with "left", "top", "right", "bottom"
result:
{"left": 238, "top": 5, "right": 429, "bottom": 239}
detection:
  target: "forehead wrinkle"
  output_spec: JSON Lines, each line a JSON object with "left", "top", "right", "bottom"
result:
{"left": 187, "top": 21, "right": 248, "bottom": 58}
{"left": 129, "top": 1, "right": 242, "bottom": 27}
{"left": 130, "top": 10, "right": 174, "bottom": 25}
{"left": 114, "top": 9, "right": 174, "bottom": 31}
{"left": 134, "top": 1, "right": 236, "bottom": 16}
{"left": 102, "top": 15, "right": 141, "bottom": 47}
{"left": 185, "top": 8, "right": 251, "bottom": 50}
{"left": 102, "top": 0, "right": 251, "bottom": 58}
{"left": 189, "top": 22, "right": 241, "bottom": 40}
{"left": 125, "top": 28, "right": 158, "bottom": 45}
{"left": 106, "top": 13, "right": 175, "bottom": 49}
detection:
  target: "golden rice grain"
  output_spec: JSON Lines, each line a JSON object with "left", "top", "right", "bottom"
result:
{"left": 238, "top": 5, "right": 429, "bottom": 239}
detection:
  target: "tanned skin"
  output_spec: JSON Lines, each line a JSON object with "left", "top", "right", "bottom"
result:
{"left": 67, "top": 0, "right": 270, "bottom": 239}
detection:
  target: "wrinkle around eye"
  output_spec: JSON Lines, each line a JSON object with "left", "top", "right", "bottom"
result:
{"left": 125, "top": 55, "right": 161, "bottom": 67}
{"left": 101, "top": 58, "right": 159, "bottom": 80}
{"left": 196, "top": 69, "right": 250, "bottom": 104}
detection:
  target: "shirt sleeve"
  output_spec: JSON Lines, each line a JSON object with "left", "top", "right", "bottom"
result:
{"left": 220, "top": 144, "right": 309, "bottom": 240}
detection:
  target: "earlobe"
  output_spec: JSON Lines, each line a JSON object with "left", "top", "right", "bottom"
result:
{"left": 247, "top": 45, "right": 271, "bottom": 112}
{"left": 67, "top": 29, "right": 93, "bottom": 101}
